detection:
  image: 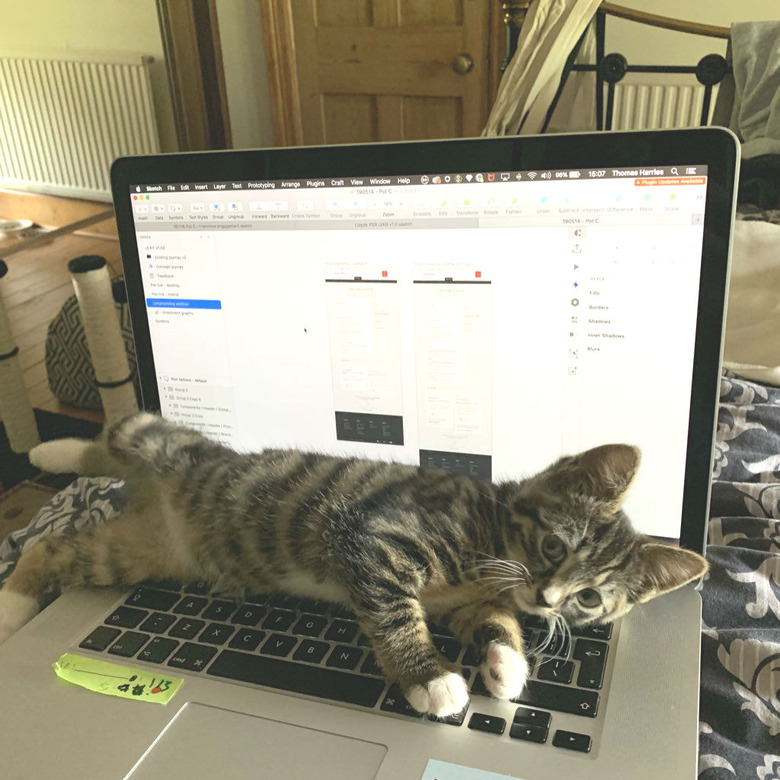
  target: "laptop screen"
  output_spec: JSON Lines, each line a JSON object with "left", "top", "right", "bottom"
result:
{"left": 125, "top": 163, "right": 709, "bottom": 542}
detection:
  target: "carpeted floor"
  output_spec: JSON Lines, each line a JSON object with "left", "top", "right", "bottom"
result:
{"left": 0, "top": 409, "right": 102, "bottom": 492}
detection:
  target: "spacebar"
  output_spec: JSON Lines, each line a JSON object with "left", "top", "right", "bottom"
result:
{"left": 207, "top": 650, "right": 386, "bottom": 708}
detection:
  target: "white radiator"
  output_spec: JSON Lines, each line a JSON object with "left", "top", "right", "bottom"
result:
{"left": 611, "top": 77, "right": 716, "bottom": 131}
{"left": 0, "top": 51, "right": 160, "bottom": 201}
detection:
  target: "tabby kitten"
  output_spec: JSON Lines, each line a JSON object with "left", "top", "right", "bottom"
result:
{"left": 0, "top": 413, "right": 707, "bottom": 717}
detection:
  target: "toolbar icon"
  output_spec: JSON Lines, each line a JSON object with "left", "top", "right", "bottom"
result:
{"left": 500, "top": 172, "right": 510, "bottom": 181}
{"left": 465, "top": 174, "right": 473, "bottom": 182}
{"left": 527, "top": 172, "right": 537, "bottom": 180}
{"left": 420, "top": 175, "right": 429, "bottom": 184}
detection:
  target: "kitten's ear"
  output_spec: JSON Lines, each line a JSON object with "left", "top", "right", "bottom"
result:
{"left": 574, "top": 444, "right": 641, "bottom": 510}
{"left": 633, "top": 543, "right": 708, "bottom": 604}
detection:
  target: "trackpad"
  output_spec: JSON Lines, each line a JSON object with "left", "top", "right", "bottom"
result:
{"left": 126, "top": 703, "right": 387, "bottom": 780}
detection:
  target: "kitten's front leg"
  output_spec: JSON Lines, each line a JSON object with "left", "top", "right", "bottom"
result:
{"left": 354, "top": 593, "right": 469, "bottom": 718}
{"left": 446, "top": 602, "right": 530, "bottom": 700}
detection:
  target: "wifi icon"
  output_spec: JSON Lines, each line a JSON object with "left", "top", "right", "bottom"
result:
{"left": 527, "top": 171, "right": 537, "bottom": 180}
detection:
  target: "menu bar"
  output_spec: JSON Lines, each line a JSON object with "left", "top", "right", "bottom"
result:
{"left": 130, "top": 166, "right": 707, "bottom": 193}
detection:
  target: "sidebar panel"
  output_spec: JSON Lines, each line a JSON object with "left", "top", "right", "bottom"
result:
{"left": 325, "top": 278, "right": 405, "bottom": 445}
{"left": 413, "top": 278, "right": 492, "bottom": 479}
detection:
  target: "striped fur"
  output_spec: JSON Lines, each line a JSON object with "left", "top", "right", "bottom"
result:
{"left": 1, "top": 413, "right": 708, "bottom": 716}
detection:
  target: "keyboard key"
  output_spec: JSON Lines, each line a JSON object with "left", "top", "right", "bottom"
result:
{"left": 293, "top": 640, "right": 329, "bottom": 664}
{"left": 199, "top": 623, "right": 236, "bottom": 645}
{"left": 293, "top": 614, "right": 328, "bottom": 637}
{"left": 138, "top": 637, "right": 179, "bottom": 664}
{"left": 297, "top": 598, "right": 329, "bottom": 615}
{"left": 261, "top": 609, "right": 295, "bottom": 632}
{"left": 471, "top": 673, "right": 491, "bottom": 697}
{"left": 208, "top": 650, "right": 386, "bottom": 707}
{"left": 537, "top": 659, "right": 574, "bottom": 684}
{"left": 184, "top": 581, "right": 211, "bottom": 595}
{"left": 245, "top": 592, "right": 269, "bottom": 606}
{"left": 522, "top": 615, "right": 550, "bottom": 630}
{"left": 428, "top": 622, "right": 454, "bottom": 638}
{"left": 268, "top": 593, "right": 300, "bottom": 611}
{"left": 169, "top": 618, "right": 206, "bottom": 639}
{"left": 462, "top": 645, "right": 481, "bottom": 667}
{"left": 514, "top": 681, "right": 599, "bottom": 717}
{"left": 229, "top": 629, "right": 265, "bottom": 651}
{"left": 574, "top": 639, "right": 609, "bottom": 689}
{"left": 531, "top": 630, "right": 570, "bottom": 658}
{"left": 328, "top": 604, "right": 357, "bottom": 619}
{"left": 429, "top": 704, "right": 469, "bottom": 726}
{"left": 144, "top": 579, "right": 182, "bottom": 592}
{"left": 168, "top": 642, "right": 218, "bottom": 672}
{"left": 105, "top": 606, "right": 147, "bottom": 629}
{"left": 233, "top": 604, "right": 268, "bottom": 627}
{"left": 510, "top": 723, "right": 548, "bottom": 743}
{"left": 173, "top": 596, "right": 208, "bottom": 616}
{"left": 202, "top": 600, "right": 238, "bottom": 621}
{"left": 513, "top": 707, "right": 551, "bottom": 729}
{"left": 572, "top": 623, "right": 612, "bottom": 640}
{"left": 553, "top": 730, "right": 592, "bottom": 753}
{"left": 260, "top": 633, "right": 298, "bottom": 658}
{"left": 325, "top": 620, "right": 358, "bottom": 643}
{"left": 125, "top": 587, "right": 179, "bottom": 612}
{"left": 380, "top": 684, "right": 423, "bottom": 718}
{"left": 80, "top": 626, "right": 121, "bottom": 651}
{"left": 468, "top": 713, "right": 506, "bottom": 735}
{"left": 326, "top": 645, "right": 363, "bottom": 671}
{"left": 356, "top": 633, "right": 372, "bottom": 647}
{"left": 108, "top": 631, "right": 150, "bottom": 657}
{"left": 432, "top": 635, "right": 462, "bottom": 663}
{"left": 139, "top": 612, "right": 176, "bottom": 634}
{"left": 360, "top": 653, "right": 383, "bottom": 677}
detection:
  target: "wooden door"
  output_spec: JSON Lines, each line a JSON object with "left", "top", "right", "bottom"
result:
{"left": 262, "top": 0, "right": 495, "bottom": 145}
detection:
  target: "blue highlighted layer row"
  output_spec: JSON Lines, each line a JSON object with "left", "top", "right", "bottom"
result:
{"left": 146, "top": 298, "right": 222, "bottom": 310}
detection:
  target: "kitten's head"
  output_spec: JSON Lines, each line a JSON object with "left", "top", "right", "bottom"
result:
{"left": 501, "top": 444, "right": 708, "bottom": 626}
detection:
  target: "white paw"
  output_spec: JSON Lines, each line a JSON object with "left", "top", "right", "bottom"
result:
{"left": 29, "top": 439, "right": 89, "bottom": 473}
{"left": 0, "top": 590, "right": 40, "bottom": 645}
{"left": 405, "top": 672, "right": 469, "bottom": 718}
{"left": 481, "top": 642, "right": 529, "bottom": 700}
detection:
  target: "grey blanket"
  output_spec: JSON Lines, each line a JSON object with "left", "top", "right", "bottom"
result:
{"left": 714, "top": 22, "right": 780, "bottom": 159}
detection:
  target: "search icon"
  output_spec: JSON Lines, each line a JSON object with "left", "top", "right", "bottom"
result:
{"left": 671, "top": 167, "right": 679, "bottom": 175}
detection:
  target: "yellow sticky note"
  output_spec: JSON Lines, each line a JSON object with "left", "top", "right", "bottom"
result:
{"left": 53, "top": 653, "right": 183, "bottom": 704}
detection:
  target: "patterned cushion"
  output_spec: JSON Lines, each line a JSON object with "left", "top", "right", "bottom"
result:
{"left": 45, "top": 292, "right": 139, "bottom": 410}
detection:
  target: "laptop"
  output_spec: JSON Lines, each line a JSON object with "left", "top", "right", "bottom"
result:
{"left": 0, "top": 129, "right": 738, "bottom": 779}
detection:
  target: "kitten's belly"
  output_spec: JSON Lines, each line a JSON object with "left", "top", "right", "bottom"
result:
{"left": 274, "top": 571, "right": 349, "bottom": 604}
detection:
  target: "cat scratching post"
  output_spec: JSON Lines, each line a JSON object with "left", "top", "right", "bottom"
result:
{"left": 68, "top": 255, "right": 138, "bottom": 424}
{"left": 0, "top": 259, "right": 40, "bottom": 452}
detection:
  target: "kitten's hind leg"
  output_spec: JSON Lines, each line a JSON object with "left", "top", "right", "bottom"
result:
{"left": 0, "top": 508, "right": 190, "bottom": 644}
{"left": 29, "top": 437, "right": 112, "bottom": 477}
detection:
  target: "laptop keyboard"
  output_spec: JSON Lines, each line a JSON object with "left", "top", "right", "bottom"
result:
{"left": 79, "top": 582, "right": 612, "bottom": 755}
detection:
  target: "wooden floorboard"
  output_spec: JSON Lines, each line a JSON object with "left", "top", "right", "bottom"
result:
{"left": 0, "top": 230, "right": 124, "bottom": 426}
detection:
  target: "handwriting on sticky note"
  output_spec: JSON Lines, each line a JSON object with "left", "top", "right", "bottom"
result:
{"left": 53, "top": 653, "right": 183, "bottom": 704}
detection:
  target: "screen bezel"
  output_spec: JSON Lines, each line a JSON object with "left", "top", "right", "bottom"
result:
{"left": 111, "top": 128, "right": 739, "bottom": 556}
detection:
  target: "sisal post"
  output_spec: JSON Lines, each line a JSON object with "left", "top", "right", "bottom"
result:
{"left": 0, "top": 259, "right": 41, "bottom": 452}
{"left": 68, "top": 256, "right": 138, "bottom": 424}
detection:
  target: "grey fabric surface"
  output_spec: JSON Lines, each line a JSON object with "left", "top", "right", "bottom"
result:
{"left": 721, "top": 22, "right": 780, "bottom": 159}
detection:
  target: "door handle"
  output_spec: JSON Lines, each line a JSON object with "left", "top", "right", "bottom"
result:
{"left": 451, "top": 53, "right": 474, "bottom": 75}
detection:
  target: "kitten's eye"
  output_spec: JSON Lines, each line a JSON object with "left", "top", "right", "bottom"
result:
{"left": 541, "top": 535, "right": 566, "bottom": 563}
{"left": 577, "top": 588, "right": 602, "bottom": 609}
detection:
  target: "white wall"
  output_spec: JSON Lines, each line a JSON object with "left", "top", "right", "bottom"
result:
{"left": 215, "top": 0, "right": 276, "bottom": 149}
{"left": 0, "top": 0, "right": 177, "bottom": 152}
{"left": 605, "top": 0, "right": 779, "bottom": 64}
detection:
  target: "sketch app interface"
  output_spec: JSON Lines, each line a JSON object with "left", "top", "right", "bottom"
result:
{"left": 130, "top": 165, "right": 708, "bottom": 539}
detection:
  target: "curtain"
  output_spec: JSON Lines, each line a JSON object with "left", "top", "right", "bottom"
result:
{"left": 484, "top": 0, "right": 602, "bottom": 136}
